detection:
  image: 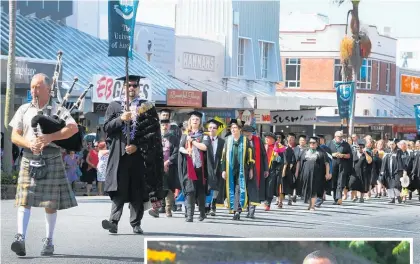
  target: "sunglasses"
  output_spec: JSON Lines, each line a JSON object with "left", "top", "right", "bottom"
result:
{"left": 128, "top": 84, "right": 138, "bottom": 88}
{"left": 309, "top": 141, "right": 317, "bottom": 144}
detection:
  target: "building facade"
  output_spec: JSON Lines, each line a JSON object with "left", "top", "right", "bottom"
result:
{"left": 276, "top": 14, "right": 412, "bottom": 139}
{"left": 173, "top": 0, "right": 283, "bottom": 111}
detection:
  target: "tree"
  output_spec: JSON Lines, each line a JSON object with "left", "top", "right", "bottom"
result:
{"left": 3, "top": 0, "right": 17, "bottom": 174}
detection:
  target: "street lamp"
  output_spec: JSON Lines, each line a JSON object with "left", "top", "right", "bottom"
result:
{"left": 339, "top": 0, "right": 371, "bottom": 136}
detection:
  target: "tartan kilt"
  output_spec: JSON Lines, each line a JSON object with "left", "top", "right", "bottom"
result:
{"left": 15, "top": 151, "right": 78, "bottom": 210}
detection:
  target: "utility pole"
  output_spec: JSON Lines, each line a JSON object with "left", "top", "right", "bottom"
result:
{"left": 348, "top": 0, "right": 362, "bottom": 137}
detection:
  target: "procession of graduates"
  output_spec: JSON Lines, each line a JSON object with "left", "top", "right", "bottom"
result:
{"left": 153, "top": 109, "right": 420, "bottom": 222}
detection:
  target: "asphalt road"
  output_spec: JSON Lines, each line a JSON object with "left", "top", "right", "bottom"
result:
{"left": 1, "top": 195, "right": 419, "bottom": 264}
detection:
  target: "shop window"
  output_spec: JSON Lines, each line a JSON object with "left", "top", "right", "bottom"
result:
{"left": 334, "top": 108, "right": 338, "bottom": 115}
{"left": 238, "top": 38, "right": 246, "bottom": 76}
{"left": 376, "top": 109, "right": 380, "bottom": 117}
{"left": 358, "top": 59, "right": 372, "bottom": 90}
{"left": 385, "top": 63, "right": 391, "bottom": 92}
{"left": 260, "top": 42, "right": 269, "bottom": 79}
{"left": 363, "top": 109, "right": 370, "bottom": 116}
{"left": 376, "top": 61, "right": 380, "bottom": 90}
{"left": 285, "top": 58, "right": 301, "bottom": 88}
{"left": 334, "top": 59, "right": 343, "bottom": 84}
{"left": 383, "top": 110, "right": 388, "bottom": 117}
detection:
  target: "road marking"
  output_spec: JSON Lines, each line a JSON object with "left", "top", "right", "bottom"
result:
{"left": 313, "top": 219, "right": 420, "bottom": 235}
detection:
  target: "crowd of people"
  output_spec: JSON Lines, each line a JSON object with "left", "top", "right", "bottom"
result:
{"left": 153, "top": 110, "right": 420, "bottom": 222}
{"left": 5, "top": 73, "right": 420, "bottom": 257}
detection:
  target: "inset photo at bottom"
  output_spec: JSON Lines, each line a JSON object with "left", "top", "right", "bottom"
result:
{"left": 145, "top": 238, "right": 413, "bottom": 264}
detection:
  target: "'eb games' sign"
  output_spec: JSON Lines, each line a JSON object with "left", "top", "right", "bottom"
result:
{"left": 91, "top": 74, "right": 152, "bottom": 103}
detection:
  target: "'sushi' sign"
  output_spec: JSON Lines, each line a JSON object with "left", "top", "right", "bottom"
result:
{"left": 166, "top": 89, "right": 202, "bottom": 107}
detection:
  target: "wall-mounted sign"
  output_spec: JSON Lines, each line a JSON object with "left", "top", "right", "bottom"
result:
{"left": 400, "top": 74, "right": 420, "bottom": 95}
{"left": 91, "top": 74, "right": 152, "bottom": 103}
{"left": 166, "top": 89, "right": 203, "bottom": 107}
{"left": 254, "top": 109, "right": 271, "bottom": 124}
{"left": 270, "top": 110, "right": 317, "bottom": 125}
{"left": 93, "top": 103, "right": 109, "bottom": 113}
{"left": 0, "top": 57, "right": 59, "bottom": 87}
{"left": 203, "top": 110, "right": 235, "bottom": 118}
{"left": 182, "top": 52, "right": 215, "bottom": 72}
{"left": 369, "top": 125, "right": 385, "bottom": 132}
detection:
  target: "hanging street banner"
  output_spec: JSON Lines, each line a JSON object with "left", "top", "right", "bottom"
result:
{"left": 108, "top": 0, "right": 139, "bottom": 58}
{"left": 335, "top": 81, "right": 355, "bottom": 120}
{"left": 415, "top": 104, "right": 420, "bottom": 134}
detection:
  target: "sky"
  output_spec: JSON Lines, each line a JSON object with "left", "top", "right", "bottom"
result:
{"left": 135, "top": 0, "right": 420, "bottom": 38}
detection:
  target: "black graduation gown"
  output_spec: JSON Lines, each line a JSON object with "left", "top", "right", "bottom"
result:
{"left": 370, "top": 151, "right": 382, "bottom": 185}
{"left": 250, "top": 136, "right": 268, "bottom": 202}
{"left": 318, "top": 145, "right": 332, "bottom": 194}
{"left": 203, "top": 135, "right": 224, "bottom": 191}
{"left": 300, "top": 149, "right": 327, "bottom": 203}
{"left": 103, "top": 100, "right": 165, "bottom": 203}
{"left": 328, "top": 140, "right": 352, "bottom": 190}
{"left": 410, "top": 151, "right": 420, "bottom": 190}
{"left": 294, "top": 145, "right": 306, "bottom": 196}
{"left": 265, "top": 145, "right": 283, "bottom": 200}
{"left": 162, "top": 132, "right": 180, "bottom": 191}
{"left": 403, "top": 150, "right": 418, "bottom": 191}
{"left": 282, "top": 146, "right": 296, "bottom": 195}
{"left": 349, "top": 151, "right": 372, "bottom": 193}
{"left": 178, "top": 133, "right": 208, "bottom": 196}
{"left": 380, "top": 149, "right": 404, "bottom": 190}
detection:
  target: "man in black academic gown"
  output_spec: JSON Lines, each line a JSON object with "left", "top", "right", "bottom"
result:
{"left": 202, "top": 119, "right": 225, "bottom": 216}
{"left": 327, "top": 131, "right": 352, "bottom": 205}
{"left": 101, "top": 75, "right": 164, "bottom": 234}
{"left": 157, "top": 109, "right": 181, "bottom": 213}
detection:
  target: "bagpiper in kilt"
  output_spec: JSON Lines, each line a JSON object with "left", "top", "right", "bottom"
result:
{"left": 9, "top": 73, "right": 79, "bottom": 257}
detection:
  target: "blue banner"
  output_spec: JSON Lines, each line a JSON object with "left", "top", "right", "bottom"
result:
{"left": 108, "top": 0, "right": 139, "bottom": 58}
{"left": 415, "top": 104, "right": 420, "bottom": 134}
{"left": 335, "top": 81, "right": 355, "bottom": 120}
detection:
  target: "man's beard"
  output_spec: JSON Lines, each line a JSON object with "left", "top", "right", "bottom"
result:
{"left": 128, "top": 91, "right": 136, "bottom": 98}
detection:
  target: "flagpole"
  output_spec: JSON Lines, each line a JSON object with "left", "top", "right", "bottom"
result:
{"left": 125, "top": 54, "right": 130, "bottom": 145}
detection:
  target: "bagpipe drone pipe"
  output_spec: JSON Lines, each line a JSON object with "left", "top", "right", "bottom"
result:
{"left": 30, "top": 51, "right": 94, "bottom": 152}
{"left": 31, "top": 81, "right": 93, "bottom": 152}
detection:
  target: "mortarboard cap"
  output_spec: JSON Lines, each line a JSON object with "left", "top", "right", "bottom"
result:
{"left": 264, "top": 132, "right": 277, "bottom": 140}
{"left": 116, "top": 75, "right": 145, "bottom": 84}
{"left": 391, "top": 138, "right": 400, "bottom": 144}
{"left": 357, "top": 139, "right": 366, "bottom": 146}
{"left": 158, "top": 109, "right": 173, "bottom": 114}
{"left": 229, "top": 119, "right": 243, "bottom": 128}
{"left": 287, "top": 133, "right": 296, "bottom": 138}
{"left": 309, "top": 136, "right": 319, "bottom": 142}
{"left": 188, "top": 111, "right": 203, "bottom": 119}
{"left": 206, "top": 119, "right": 223, "bottom": 128}
{"left": 160, "top": 119, "right": 170, "bottom": 124}
{"left": 242, "top": 125, "right": 255, "bottom": 133}
{"left": 298, "top": 134, "right": 307, "bottom": 140}
{"left": 317, "top": 134, "right": 325, "bottom": 139}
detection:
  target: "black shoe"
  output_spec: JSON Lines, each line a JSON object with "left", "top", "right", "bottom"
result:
{"left": 186, "top": 217, "right": 193, "bottom": 222}
{"left": 133, "top": 226, "right": 143, "bottom": 234}
{"left": 397, "top": 197, "right": 402, "bottom": 204}
{"left": 210, "top": 209, "right": 216, "bottom": 216}
{"left": 359, "top": 198, "right": 364, "bottom": 203}
{"left": 11, "top": 234, "right": 26, "bottom": 256}
{"left": 199, "top": 213, "right": 205, "bottom": 221}
{"left": 232, "top": 212, "right": 240, "bottom": 220}
{"left": 388, "top": 198, "right": 395, "bottom": 204}
{"left": 102, "top": 220, "right": 118, "bottom": 234}
{"left": 292, "top": 196, "right": 297, "bottom": 203}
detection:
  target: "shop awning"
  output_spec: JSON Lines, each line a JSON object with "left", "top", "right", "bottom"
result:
{"left": 0, "top": 11, "right": 184, "bottom": 101}
{"left": 275, "top": 91, "right": 337, "bottom": 109}
{"left": 316, "top": 116, "right": 415, "bottom": 125}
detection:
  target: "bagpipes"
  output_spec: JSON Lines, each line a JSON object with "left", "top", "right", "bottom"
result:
{"left": 31, "top": 51, "right": 93, "bottom": 152}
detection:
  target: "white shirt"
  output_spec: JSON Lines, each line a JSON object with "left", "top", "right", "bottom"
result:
{"left": 210, "top": 136, "right": 218, "bottom": 162}
{"left": 9, "top": 102, "right": 76, "bottom": 148}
